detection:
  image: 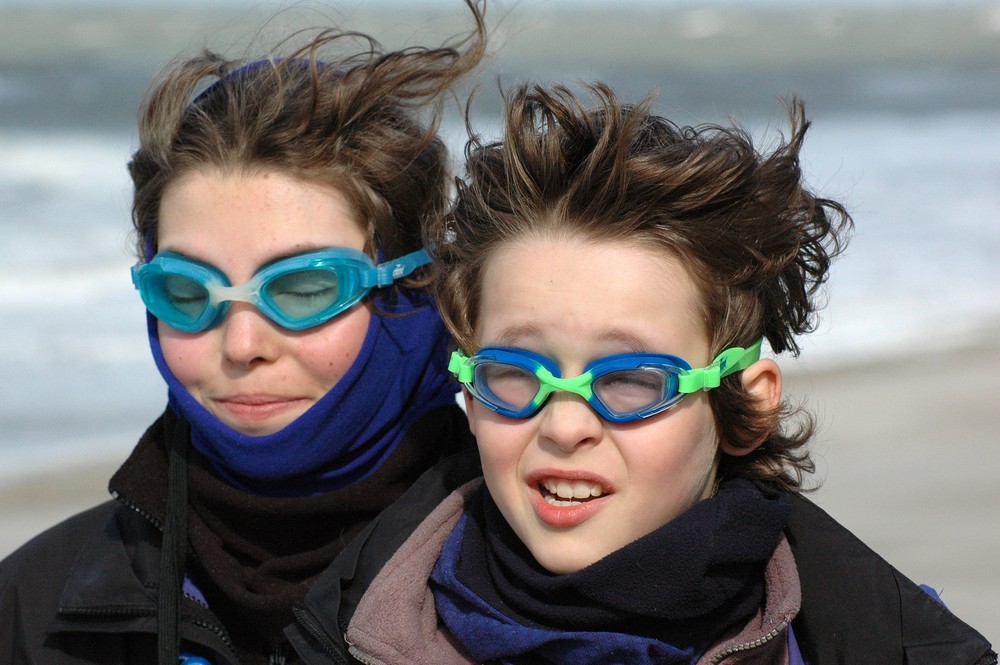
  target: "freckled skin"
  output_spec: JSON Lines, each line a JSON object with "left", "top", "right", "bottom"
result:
{"left": 157, "top": 169, "right": 372, "bottom": 436}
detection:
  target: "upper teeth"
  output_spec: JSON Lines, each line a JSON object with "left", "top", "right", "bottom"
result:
{"left": 541, "top": 478, "right": 605, "bottom": 499}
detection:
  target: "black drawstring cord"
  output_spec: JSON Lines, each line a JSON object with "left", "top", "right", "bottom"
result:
{"left": 158, "top": 420, "right": 190, "bottom": 665}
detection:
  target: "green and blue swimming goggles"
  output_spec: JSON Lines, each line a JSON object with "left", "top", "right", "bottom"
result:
{"left": 449, "top": 339, "right": 763, "bottom": 423}
{"left": 131, "top": 246, "right": 431, "bottom": 332}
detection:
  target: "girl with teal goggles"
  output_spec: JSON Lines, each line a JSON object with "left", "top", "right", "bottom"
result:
{"left": 449, "top": 339, "right": 762, "bottom": 423}
{"left": 132, "top": 246, "right": 431, "bottom": 333}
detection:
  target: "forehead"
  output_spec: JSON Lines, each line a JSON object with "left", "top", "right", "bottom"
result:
{"left": 156, "top": 169, "right": 366, "bottom": 269}
{"left": 476, "top": 234, "right": 710, "bottom": 362}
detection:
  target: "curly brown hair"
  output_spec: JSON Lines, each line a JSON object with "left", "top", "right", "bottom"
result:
{"left": 128, "top": 0, "right": 487, "bottom": 294}
{"left": 431, "top": 82, "right": 853, "bottom": 491}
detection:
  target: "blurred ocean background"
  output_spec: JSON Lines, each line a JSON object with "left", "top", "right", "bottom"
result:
{"left": 2, "top": 0, "right": 1000, "bottom": 479}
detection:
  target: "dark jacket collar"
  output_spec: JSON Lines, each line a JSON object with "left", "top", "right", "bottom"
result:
{"left": 50, "top": 413, "right": 240, "bottom": 662}
{"left": 286, "top": 447, "right": 482, "bottom": 663}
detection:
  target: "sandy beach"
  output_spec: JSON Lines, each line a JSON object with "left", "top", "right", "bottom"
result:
{"left": 2, "top": 335, "right": 997, "bottom": 642}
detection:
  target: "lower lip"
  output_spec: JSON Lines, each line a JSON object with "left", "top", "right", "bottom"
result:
{"left": 215, "top": 399, "right": 307, "bottom": 424}
{"left": 529, "top": 484, "right": 610, "bottom": 528}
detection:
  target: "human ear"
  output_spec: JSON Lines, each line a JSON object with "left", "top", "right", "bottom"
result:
{"left": 719, "top": 359, "right": 782, "bottom": 457}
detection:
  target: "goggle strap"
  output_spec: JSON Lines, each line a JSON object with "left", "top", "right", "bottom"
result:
{"left": 369, "top": 247, "right": 433, "bottom": 288}
{"left": 677, "top": 338, "right": 764, "bottom": 394}
{"left": 449, "top": 350, "right": 474, "bottom": 383}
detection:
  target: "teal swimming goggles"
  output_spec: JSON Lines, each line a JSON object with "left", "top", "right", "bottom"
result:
{"left": 131, "top": 247, "right": 431, "bottom": 332}
{"left": 449, "top": 339, "right": 763, "bottom": 423}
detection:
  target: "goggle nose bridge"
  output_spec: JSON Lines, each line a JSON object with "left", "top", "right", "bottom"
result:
{"left": 532, "top": 366, "right": 595, "bottom": 403}
{"left": 206, "top": 278, "right": 264, "bottom": 307}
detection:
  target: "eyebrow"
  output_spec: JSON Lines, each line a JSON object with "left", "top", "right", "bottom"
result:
{"left": 155, "top": 244, "right": 353, "bottom": 270}
{"left": 490, "top": 323, "right": 543, "bottom": 348}
{"left": 594, "top": 329, "right": 656, "bottom": 354}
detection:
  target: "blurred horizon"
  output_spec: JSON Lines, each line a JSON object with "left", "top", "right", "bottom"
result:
{"left": 3, "top": 1, "right": 1000, "bottom": 133}
{"left": 4, "top": 2, "right": 1000, "bottom": 68}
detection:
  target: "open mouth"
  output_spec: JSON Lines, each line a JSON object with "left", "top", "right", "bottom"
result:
{"left": 539, "top": 478, "right": 607, "bottom": 507}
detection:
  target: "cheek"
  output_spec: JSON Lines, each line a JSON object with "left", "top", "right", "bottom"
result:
{"left": 301, "top": 306, "right": 372, "bottom": 386}
{"left": 157, "top": 321, "right": 210, "bottom": 389}
{"left": 630, "top": 401, "right": 721, "bottom": 512}
{"left": 472, "top": 407, "right": 527, "bottom": 494}
{"left": 672, "top": 409, "right": 720, "bottom": 489}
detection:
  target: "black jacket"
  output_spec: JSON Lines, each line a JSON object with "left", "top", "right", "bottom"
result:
{"left": 0, "top": 410, "right": 481, "bottom": 665}
{"left": 786, "top": 495, "right": 995, "bottom": 664}
{"left": 1, "top": 450, "right": 993, "bottom": 664}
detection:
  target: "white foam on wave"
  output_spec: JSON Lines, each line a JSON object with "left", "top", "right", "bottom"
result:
{"left": 789, "top": 109, "right": 1000, "bottom": 362}
{"left": 0, "top": 258, "right": 132, "bottom": 305}
{"left": 792, "top": 284, "right": 1000, "bottom": 368}
{"left": 0, "top": 131, "right": 133, "bottom": 189}
{"left": 1, "top": 131, "right": 137, "bottom": 274}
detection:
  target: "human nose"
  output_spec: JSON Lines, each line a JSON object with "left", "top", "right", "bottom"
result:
{"left": 537, "top": 391, "right": 604, "bottom": 453}
{"left": 219, "top": 302, "right": 280, "bottom": 369}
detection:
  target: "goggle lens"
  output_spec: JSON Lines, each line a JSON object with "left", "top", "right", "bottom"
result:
{"left": 263, "top": 268, "right": 340, "bottom": 320}
{"left": 139, "top": 272, "right": 216, "bottom": 330}
{"left": 474, "top": 362, "right": 541, "bottom": 413}
{"left": 163, "top": 275, "right": 208, "bottom": 321}
{"left": 591, "top": 367, "right": 674, "bottom": 417}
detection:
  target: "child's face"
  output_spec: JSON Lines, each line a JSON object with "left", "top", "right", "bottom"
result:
{"left": 466, "top": 235, "right": 720, "bottom": 574}
{"left": 156, "top": 169, "right": 371, "bottom": 436}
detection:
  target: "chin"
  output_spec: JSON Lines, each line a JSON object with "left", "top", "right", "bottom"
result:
{"left": 531, "top": 546, "right": 603, "bottom": 575}
{"left": 222, "top": 418, "right": 292, "bottom": 437}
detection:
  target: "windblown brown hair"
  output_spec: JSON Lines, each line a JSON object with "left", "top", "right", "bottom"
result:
{"left": 128, "top": 0, "right": 487, "bottom": 295}
{"left": 431, "top": 82, "right": 853, "bottom": 491}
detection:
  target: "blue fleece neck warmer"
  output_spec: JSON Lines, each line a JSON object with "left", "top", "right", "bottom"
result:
{"left": 147, "top": 290, "right": 458, "bottom": 496}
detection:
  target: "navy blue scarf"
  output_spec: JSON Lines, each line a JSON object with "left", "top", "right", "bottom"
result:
{"left": 147, "top": 289, "right": 458, "bottom": 496}
{"left": 431, "top": 479, "right": 790, "bottom": 664}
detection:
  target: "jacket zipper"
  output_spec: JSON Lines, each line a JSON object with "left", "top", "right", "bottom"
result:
{"left": 343, "top": 634, "right": 387, "bottom": 665}
{"left": 706, "top": 619, "right": 788, "bottom": 664}
{"left": 111, "top": 489, "right": 165, "bottom": 530}
{"left": 60, "top": 592, "right": 235, "bottom": 654}
{"left": 188, "top": 615, "right": 235, "bottom": 652}
{"left": 108, "top": 489, "right": 236, "bottom": 654}
{"left": 291, "top": 606, "right": 349, "bottom": 665}
{"left": 59, "top": 606, "right": 157, "bottom": 618}
{"left": 269, "top": 643, "right": 287, "bottom": 665}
